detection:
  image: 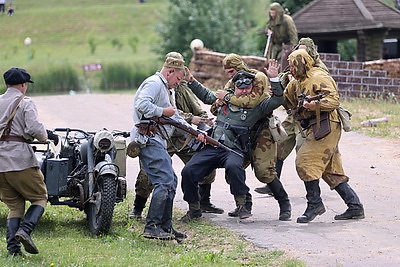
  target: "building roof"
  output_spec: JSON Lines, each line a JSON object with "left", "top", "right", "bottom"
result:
{"left": 292, "top": 0, "right": 400, "bottom": 38}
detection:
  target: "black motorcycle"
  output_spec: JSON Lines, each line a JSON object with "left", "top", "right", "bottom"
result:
{"left": 31, "top": 128, "right": 129, "bottom": 235}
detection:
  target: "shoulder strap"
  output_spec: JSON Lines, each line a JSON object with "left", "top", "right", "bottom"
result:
{"left": 0, "top": 95, "right": 25, "bottom": 138}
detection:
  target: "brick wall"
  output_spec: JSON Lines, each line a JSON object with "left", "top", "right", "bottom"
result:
{"left": 190, "top": 49, "right": 400, "bottom": 98}
{"left": 320, "top": 53, "right": 400, "bottom": 98}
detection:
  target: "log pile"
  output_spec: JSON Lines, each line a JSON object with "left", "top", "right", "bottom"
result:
{"left": 189, "top": 49, "right": 267, "bottom": 90}
{"left": 364, "top": 58, "right": 400, "bottom": 79}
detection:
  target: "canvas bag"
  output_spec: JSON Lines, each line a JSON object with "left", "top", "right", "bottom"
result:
{"left": 268, "top": 115, "right": 288, "bottom": 142}
{"left": 337, "top": 106, "right": 352, "bottom": 132}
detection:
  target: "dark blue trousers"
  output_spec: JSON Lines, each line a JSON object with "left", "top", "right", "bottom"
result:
{"left": 181, "top": 145, "right": 249, "bottom": 203}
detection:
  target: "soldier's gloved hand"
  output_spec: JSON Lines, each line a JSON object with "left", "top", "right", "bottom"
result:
{"left": 46, "top": 130, "right": 59, "bottom": 146}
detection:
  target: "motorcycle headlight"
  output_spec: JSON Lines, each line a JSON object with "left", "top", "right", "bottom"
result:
{"left": 94, "top": 130, "right": 115, "bottom": 152}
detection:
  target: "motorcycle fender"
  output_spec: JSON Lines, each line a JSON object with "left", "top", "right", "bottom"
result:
{"left": 95, "top": 161, "right": 119, "bottom": 177}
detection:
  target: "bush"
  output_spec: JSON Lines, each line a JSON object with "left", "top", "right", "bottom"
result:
{"left": 100, "top": 63, "right": 156, "bottom": 91}
{"left": 30, "top": 65, "right": 81, "bottom": 94}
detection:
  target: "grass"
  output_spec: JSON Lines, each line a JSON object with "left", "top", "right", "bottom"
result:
{"left": 341, "top": 98, "right": 400, "bottom": 139}
{"left": 0, "top": 192, "right": 304, "bottom": 266}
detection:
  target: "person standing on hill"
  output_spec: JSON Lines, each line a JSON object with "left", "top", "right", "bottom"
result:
{"left": 266, "top": 2, "right": 298, "bottom": 62}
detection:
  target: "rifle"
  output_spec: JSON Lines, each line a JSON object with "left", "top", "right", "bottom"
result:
{"left": 151, "top": 116, "right": 243, "bottom": 158}
{"left": 295, "top": 92, "right": 329, "bottom": 117}
{"left": 263, "top": 32, "right": 272, "bottom": 58}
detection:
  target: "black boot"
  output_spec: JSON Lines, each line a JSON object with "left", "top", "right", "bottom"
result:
{"left": 276, "top": 159, "right": 284, "bottom": 179}
{"left": 179, "top": 202, "right": 202, "bottom": 223}
{"left": 297, "top": 180, "right": 326, "bottom": 223}
{"left": 199, "top": 184, "right": 224, "bottom": 214}
{"left": 6, "top": 218, "right": 24, "bottom": 257}
{"left": 15, "top": 205, "right": 45, "bottom": 254}
{"left": 161, "top": 198, "right": 187, "bottom": 241}
{"left": 143, "top": 196, "right": 174, "bottom": 240}
{"left": 228, "top": 193, "right": 253, "bottom": 217}
{"left": 267, "top": 178, "right": 291, "bottom": 221}
{"left": 334, "top": 182, "right": 365, "bottom": 220}
{"left": 254, "top": 184, "right": 273, "bottom": 195}
{"left": 129, "top": 195, "right": 148, "bottom": 219}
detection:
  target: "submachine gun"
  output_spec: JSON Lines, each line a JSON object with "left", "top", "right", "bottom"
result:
{"left": 151, "top": 116, "right": 243, "bottom": 158}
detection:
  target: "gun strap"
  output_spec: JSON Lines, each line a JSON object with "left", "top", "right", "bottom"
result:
{"left": 315, "top": 101, "right": 321, "bottom": 133}
{"left": 0, "top": 95, "right": 25, "bottom": 138}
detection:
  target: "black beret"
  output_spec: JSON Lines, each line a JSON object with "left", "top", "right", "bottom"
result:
{"left": 3, "top": 67, "right": 34, "bottom": 86}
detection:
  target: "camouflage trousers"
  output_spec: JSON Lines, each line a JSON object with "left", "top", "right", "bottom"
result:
{"left": 244, "top": 124, "right": 277, "bottom": 184}
{"left": 295, "top": 121, "right": 349, "bottom": 189}
{"left": 135, "top": 143, "right": 216, "bottom": 198}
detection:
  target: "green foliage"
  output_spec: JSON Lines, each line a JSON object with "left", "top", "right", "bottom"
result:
{"left": 337, "top": 39, "right": 357, "bottom": 61}
{"left": 30, "top": 65, "right": 81, "bottom": 94}
{"left": 111, "top": 38, "right": 123, "bottom": 51}
{"left": 88, "top": 37, "right": 98, "bottom": 55}
{"left": 156, "top": 0, "right": 256, "bottom": 61}
{"left": 100, "top": 62, "right": 156, "bottom": 90}
{"left": 128, "top": 36, "right": 140, "bottom": 54}
{"left": 276, "top": 0, "right": 314, "bottom": 14}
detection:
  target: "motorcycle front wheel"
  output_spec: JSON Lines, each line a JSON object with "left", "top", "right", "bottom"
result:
{"left": 85, "top": 174, "right": 117, "bottom": 235}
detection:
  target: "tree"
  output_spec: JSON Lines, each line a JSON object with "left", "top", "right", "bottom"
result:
{"left": 275, "top": 0, "right": 314, "bottom": 14}
{"left": 156, "top": 0, "right": 254, "bottom": 61}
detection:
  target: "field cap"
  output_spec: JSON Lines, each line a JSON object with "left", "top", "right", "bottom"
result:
{"left": 163, "top": 56, "right": 185, "bottom": 69}
{"left": 165, "top": 52, "right": 184, "bottom": 61}
{"left": 3, "top": 67, "right": 34, "bottom": 85}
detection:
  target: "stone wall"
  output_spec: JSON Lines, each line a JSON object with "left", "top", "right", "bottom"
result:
{"left": 189, "top": 49, "right": 400, "bottom": 99}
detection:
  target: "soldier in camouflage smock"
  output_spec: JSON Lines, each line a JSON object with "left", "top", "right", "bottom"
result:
{"left": 214, "top": 54, "right": 292, "bottom": 221}
{"left": 285, "top": 49, "right": 365, "bottom": 223}
{"left": 255, "top": 37, "right": 331, "bottom": 195}
{"left": 266, "top": 2, "right": 298, "bottom": 62}
{"left": 129, "top": 52, "right": 222, "bottom": 220}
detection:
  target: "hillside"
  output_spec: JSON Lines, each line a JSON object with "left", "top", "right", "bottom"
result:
{"left": 0, "top": 0, "right": 167, "bottom": 75}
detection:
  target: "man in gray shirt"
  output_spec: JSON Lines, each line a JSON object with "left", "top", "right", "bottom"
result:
{"left": 131, "top": 55, "right": 205, "bottom": 240}
{"left": 0, "top": 67, "right": 50, "bottom": 256}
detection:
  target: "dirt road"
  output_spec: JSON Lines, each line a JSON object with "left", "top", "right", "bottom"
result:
{"left": 33, "top": 94, "right": 400, "bottom": 267}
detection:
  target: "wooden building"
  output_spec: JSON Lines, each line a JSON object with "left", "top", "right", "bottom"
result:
{"left": 292, "top": 0, "right": 400, "bottom": 61}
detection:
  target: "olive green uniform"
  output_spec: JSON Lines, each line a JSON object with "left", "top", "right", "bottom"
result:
{"left": 267, "top": 2, "right": 298, "bottom": 62}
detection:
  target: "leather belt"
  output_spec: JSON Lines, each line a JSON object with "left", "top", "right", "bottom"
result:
{"left": 0, "top": 135, "right": 29, "bottom": 143}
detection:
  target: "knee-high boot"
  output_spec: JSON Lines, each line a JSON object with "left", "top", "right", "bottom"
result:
{"left": 143, "top": 196, "right": 175, "bottom": 240}
{"left": 254, "top": 159, "right": 284, "bottom": 195}
{"left": 334, "top": 182, "right": 365, "bottom": 220}
{"left": 199, "top": 184, "right": 224, "bottom": 214}
{"left": 129, "top": 195, "right": 148, "bottom": 219}
{"left": 297, "top": 180, "right": 326, "bottom": 223}
{"left": 15, "top": 205, "right": 45, "bottom": 254}
{"left": 161, "top": 197, "right": 186, "bottom": 240}
{"left": 267, "top": 178, "right": 291, "bottom": 221}
{"left": 6, "top": 218, "right": 24, "bottom": 257}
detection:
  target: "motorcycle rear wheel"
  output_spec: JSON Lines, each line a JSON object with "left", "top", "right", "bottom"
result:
{"left": 85, "top": 174, "right": 117, "bottom": 235}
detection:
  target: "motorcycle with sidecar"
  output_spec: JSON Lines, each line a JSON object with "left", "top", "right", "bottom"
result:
{"left": 31, "top": 128, "right": 129, "bottom": 235}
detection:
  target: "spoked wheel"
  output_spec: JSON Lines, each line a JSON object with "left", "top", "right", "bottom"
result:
{"left": 85, "top": 174, "right": 117, "bottom": 235}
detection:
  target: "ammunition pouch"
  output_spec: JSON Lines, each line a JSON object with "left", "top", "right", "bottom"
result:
{"left": 136, "top": 120, "right": 157, "bottom": 137}
{"left": 309, "top": 112, "right": 331, "bottom": 140}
